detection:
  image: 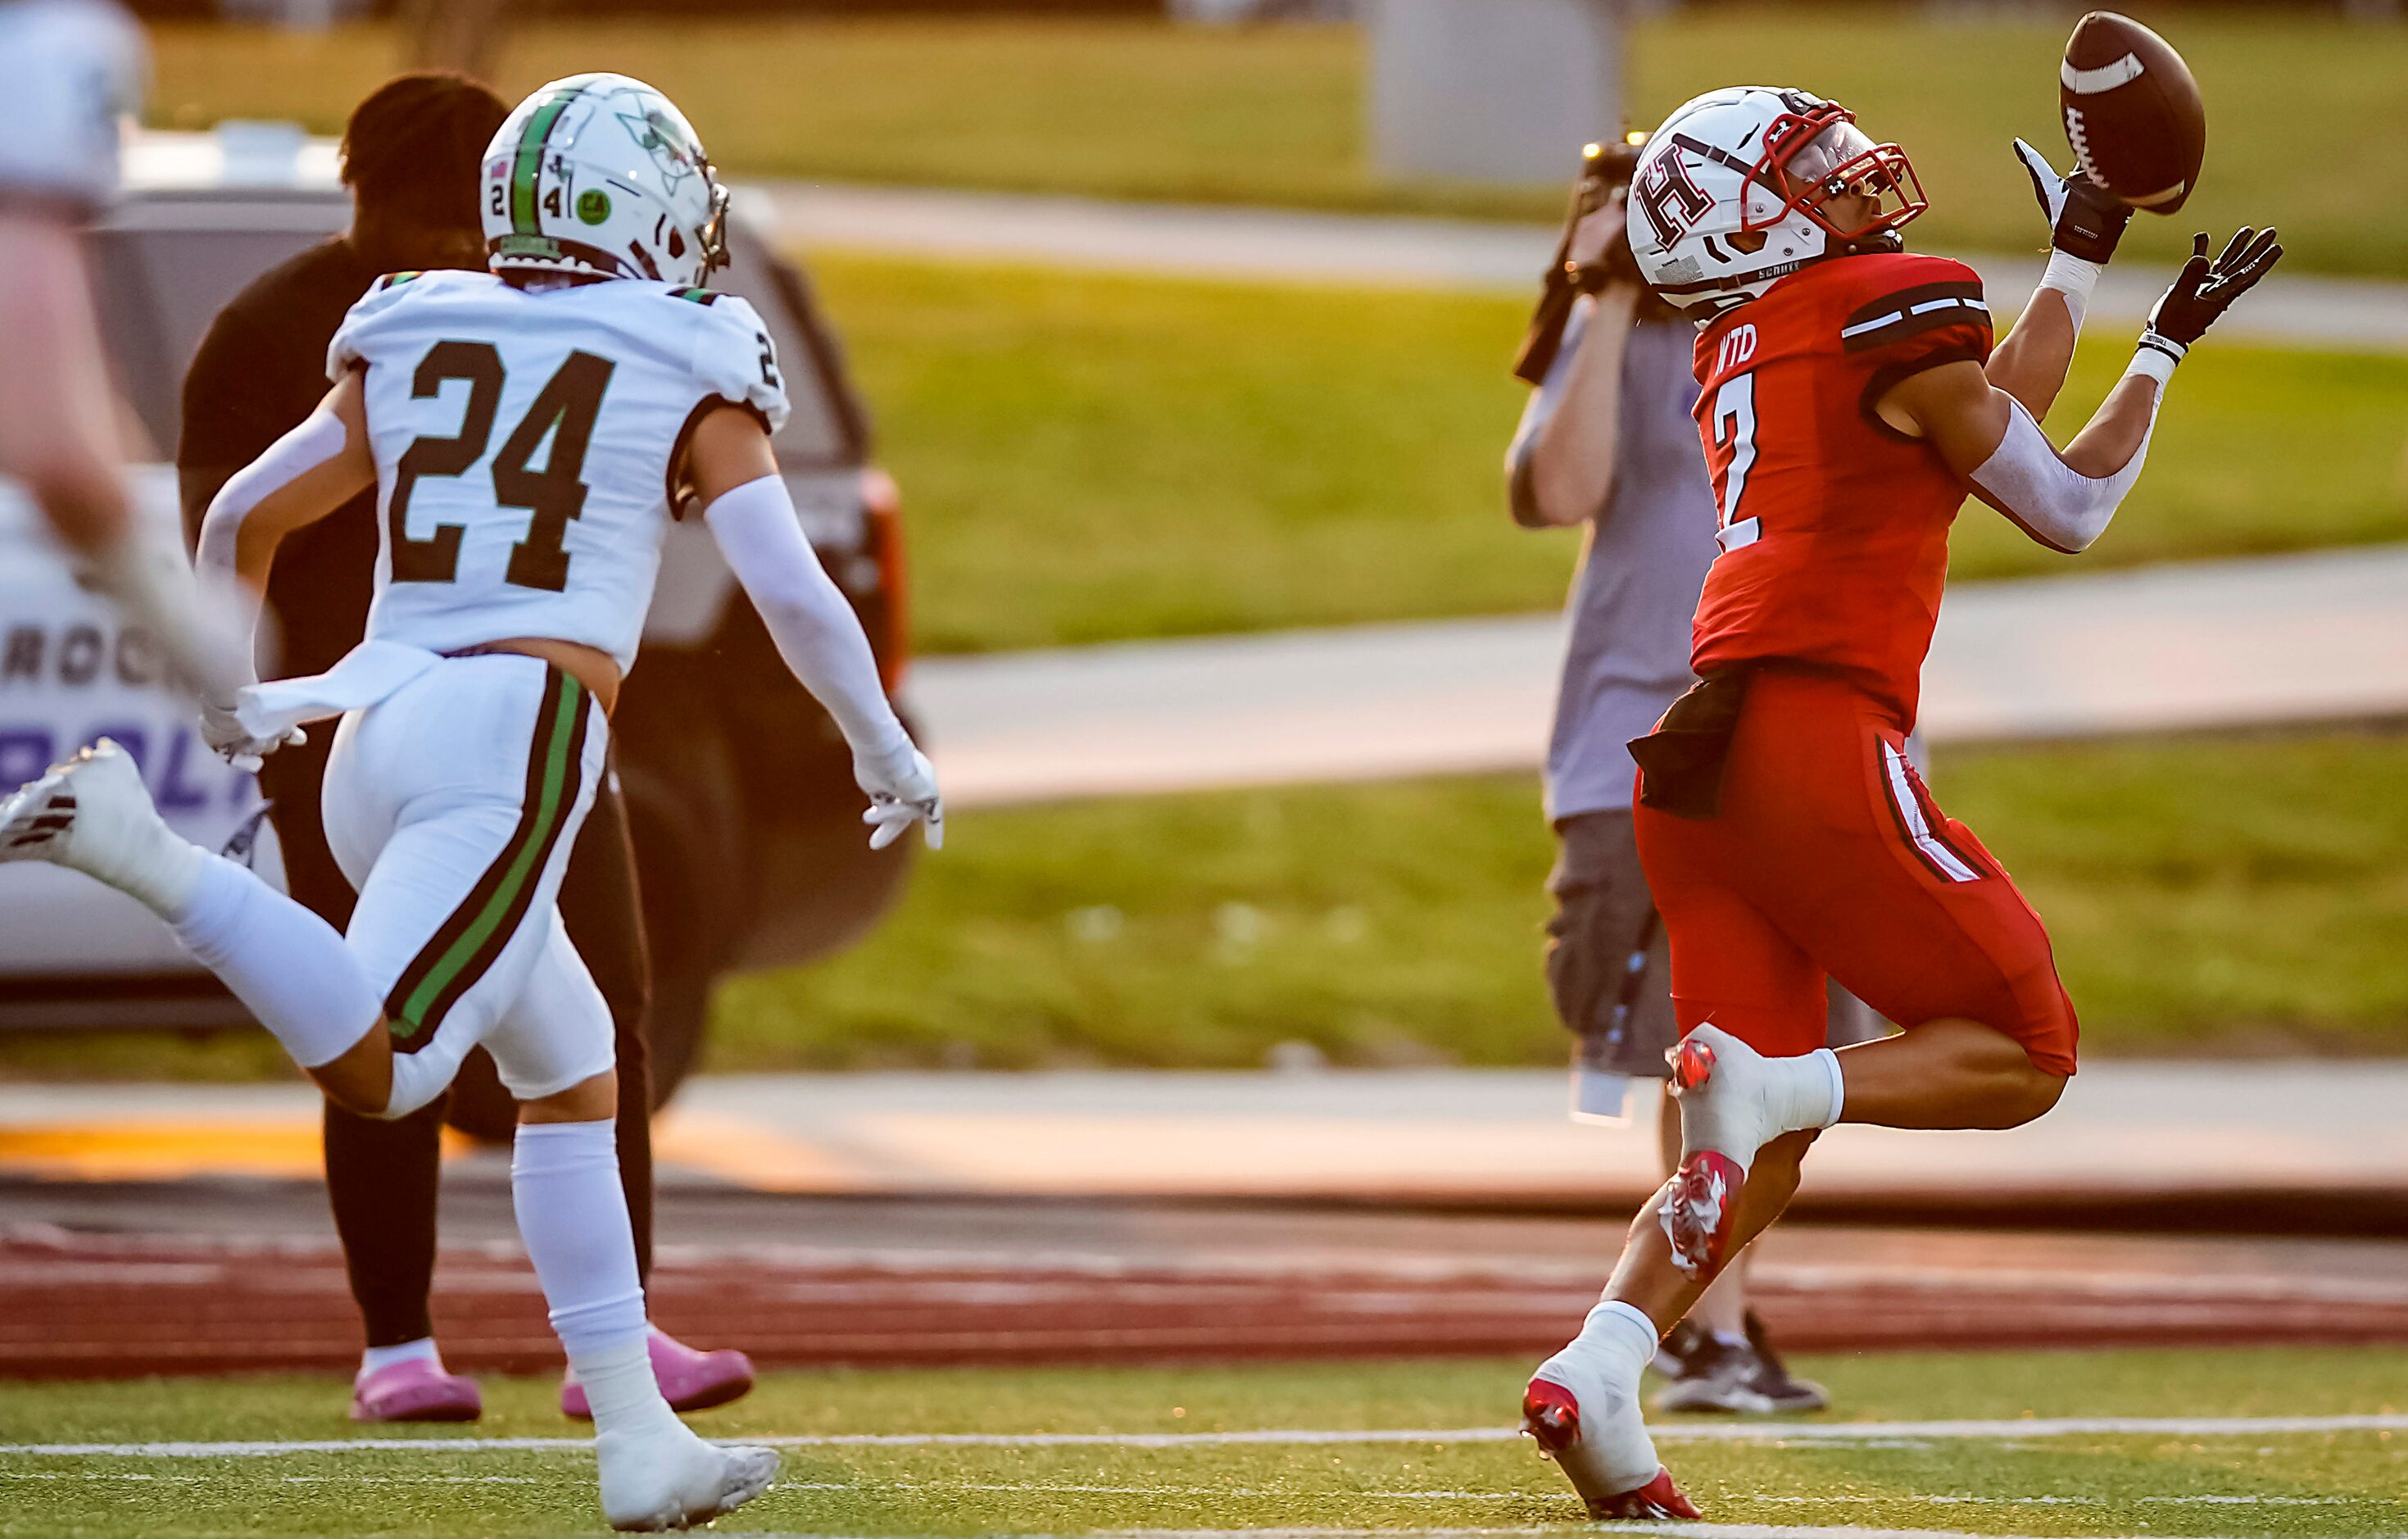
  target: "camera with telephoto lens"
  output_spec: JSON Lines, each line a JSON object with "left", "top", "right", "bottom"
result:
{"left": 1512, "top": 135, "right": 1645, "bottom": 386}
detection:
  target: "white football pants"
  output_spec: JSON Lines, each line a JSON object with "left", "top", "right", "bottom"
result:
{"left": 322, "top": 652, "right": 614, "bottom": 1101}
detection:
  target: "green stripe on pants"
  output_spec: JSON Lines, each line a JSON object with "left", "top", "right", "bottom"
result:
{"left": 397, "top": 673, "right": 583, "bottom": 1029}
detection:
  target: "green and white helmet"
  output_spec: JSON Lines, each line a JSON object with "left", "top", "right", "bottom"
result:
{"left": 481, "top": 72, "right": 730, "bottom": 288}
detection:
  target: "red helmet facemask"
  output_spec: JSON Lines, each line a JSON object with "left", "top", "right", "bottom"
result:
{"left": 1742, "top": 102, "right": 1927, "bottom": 243}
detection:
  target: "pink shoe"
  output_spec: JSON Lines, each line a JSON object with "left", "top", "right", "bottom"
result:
{"left": 563, "top": 1328, "right": 755, "bottom": 1421}
{"left": 349, "top": 1358, "right": 483, "bottom": 1423}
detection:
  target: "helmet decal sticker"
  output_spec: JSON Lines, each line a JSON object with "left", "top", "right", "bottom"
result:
{"left": 1636, "top": 152, "right": 1714, "bottom": 247}
{"left": 484, "top": 74, "right": 728, "bottom": 287}
{"left": 618, "top": 107, "right": 700, "bottom": 193}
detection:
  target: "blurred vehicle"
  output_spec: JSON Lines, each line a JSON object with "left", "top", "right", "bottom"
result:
{"left": 0, "top": 126, "right": 915, "bottom": 1119}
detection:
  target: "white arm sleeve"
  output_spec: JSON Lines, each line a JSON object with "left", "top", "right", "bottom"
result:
{"left": 1968, "top": 349, "right": 2172, "bottom": 555}
{"left": 702, "top": 473, "right": 909, "bottom": 760}
{"left": 193, "top": 403, "right": 350, "bottom": 674}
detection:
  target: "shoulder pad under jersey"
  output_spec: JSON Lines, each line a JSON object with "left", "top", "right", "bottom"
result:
{"left": 324, "top": 268, "right": 493, "bottom": 382}
{"left": 1837, "top": 254, "right": 1992, "bottom": 357}
{"left": 674, "top": 288, "right": 791, "bottom": 434}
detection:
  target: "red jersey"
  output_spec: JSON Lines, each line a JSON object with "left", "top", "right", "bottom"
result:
{"left": 1689, "top": 252, "right": 1992, "bottom": 729}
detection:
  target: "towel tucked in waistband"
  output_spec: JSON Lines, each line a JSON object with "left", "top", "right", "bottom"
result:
{"left": 1627, "top": 667, "right": 1753, "bottom": 820}
{"left": 231, "top": 639, "right": 443, "bottom": 742}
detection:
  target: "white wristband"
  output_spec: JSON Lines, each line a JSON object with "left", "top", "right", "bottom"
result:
{"left": 2127, "top": 335, "right": 2183, "bottom": 388}
{"left": 2038, "top": 251, "right": 2104, "bottom": 334}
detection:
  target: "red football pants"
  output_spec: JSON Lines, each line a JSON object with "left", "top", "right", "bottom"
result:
{"left": 1633, "top": 669, "right": 2079, "bottom": 1077}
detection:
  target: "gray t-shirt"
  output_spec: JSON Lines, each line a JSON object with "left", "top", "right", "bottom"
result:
{"left": 1543, "top": 317, "right": 1720, "bottom": 822}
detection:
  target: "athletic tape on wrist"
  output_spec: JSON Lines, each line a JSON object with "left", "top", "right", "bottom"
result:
{"left": 2037, "top": 251, "right": 2103, "bottom": 334}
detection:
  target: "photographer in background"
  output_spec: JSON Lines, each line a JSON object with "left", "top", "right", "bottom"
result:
{"left": 1506, "top": 141, "right": 1884, "bottom": 1414}
{"left": 176, "top": 72, "right": 752, "bottom": 1426}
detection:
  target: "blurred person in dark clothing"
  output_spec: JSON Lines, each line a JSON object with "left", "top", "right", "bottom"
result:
{"left": 175, "top": 71, "right": 752, "bottom": 1425}
{"left": 1505, "top": 144, "right": 1886, "bottom": 1415}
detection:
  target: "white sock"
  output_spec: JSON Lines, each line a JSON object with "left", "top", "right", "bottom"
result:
{"left": 1762, "top": 1046, "right": 1844, "bottom": 1136}
{"left": 166, "top": 853, "right": 382, "bottom": 1069}
{"left": 575, "top": 1335, "right": 683, "bottom": 1440}
{"left": 359, "top": 1337, "right": 441, "bottom": 1381}
{"left": 511, "top": 1121, "right": 677, "bottom": 1439}
{"left": 87, "top": 810, "right": 206, "bottom": 915}
{"left": 1809, "top": 1045, "right": 1847, "bottom": 1127}
{"left": 566, "top": 1324, "right": 675, "bottom": 1387}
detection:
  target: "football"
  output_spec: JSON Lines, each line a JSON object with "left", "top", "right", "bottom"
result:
{"left": 2059, "top": 11, "right": 2206, "bottom": 213}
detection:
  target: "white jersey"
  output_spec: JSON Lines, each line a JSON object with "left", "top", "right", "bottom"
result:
{"left": 0, "top": 0, "right": 143, "bottom": 215}
{"left": 329, "top": 269, "right": 789, "bottom": 671}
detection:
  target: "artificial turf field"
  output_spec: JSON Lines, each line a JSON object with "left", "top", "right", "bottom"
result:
{"left": 7, "top": 1350, "right": 2406, "bottom": 1537}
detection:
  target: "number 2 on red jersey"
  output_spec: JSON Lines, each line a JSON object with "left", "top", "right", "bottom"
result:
{"left": 1707, "top": 373, "right": 1760, "bottom": 552}
{"left": 1703, "top": 320, "right": 1762, "bottom": 552}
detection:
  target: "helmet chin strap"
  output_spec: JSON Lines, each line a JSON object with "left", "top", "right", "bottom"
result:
{"left": 1840, "top": 229, "right": 1907, "bottom": 256}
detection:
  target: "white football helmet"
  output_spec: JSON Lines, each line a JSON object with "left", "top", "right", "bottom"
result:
{"left": 1625, "top": 87, "right": 1926, "bottom": 320}
{"left": 482, "top": 73, "right": 730, "bottom": 288}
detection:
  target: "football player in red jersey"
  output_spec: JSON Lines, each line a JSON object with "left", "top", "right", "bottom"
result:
{"left": 1517, "top": 86, "right": 2280, "bottom": 1519}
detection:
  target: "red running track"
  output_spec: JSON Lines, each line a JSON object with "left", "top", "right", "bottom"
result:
{"left": 6, "top": 1228, "right": 2408, "bottom": 1379}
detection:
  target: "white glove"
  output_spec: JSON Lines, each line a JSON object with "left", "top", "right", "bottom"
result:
{"left": 198, "top": 695, "right": 303, "bottom": 774}
{"left": 2011, "top": 138, "right": 2129, "bottom": 266}
{"left": 854, "top": 739, "right": 942, "bottom": 851}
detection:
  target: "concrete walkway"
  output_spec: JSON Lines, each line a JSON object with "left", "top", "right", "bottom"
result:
{"left": 3, "top": 1063, "right": 2403, "bottom": 1225}
{"left": 754, "top": 179, "right": 2408, "bottom": 353}
{"left": 911, "top": 544, "right": 2408, "bottom": 807}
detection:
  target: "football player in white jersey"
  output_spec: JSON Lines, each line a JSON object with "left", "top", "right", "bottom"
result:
{"left": 0, "top": 73, "right": 941, "bottom": 1531}
{"left": 0, "top": 0, "right": 253, "bottom": 700}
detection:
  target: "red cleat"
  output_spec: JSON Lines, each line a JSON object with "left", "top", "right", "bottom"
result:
{"left": 1522, "top": 1375, "right": 1700, "bottom": 1521}
{"left": 1670, "top": 1033, "right": 1717, "bottom": 1093}
{"left": 1521, "top": 1375, "right": 1581, "bottom": 1454}
{"left": 1592, "top": 1467, "right": 1701, "bottom": 1521}
{"left": 1659, "top": 1150, "right": 1744, "bottom": 1278}
{"left": 1662, "top": 1031, "right": 1747, "bottom": 1278}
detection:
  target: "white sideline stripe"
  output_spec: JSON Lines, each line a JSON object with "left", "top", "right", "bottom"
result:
{"left": 0, "top": 1472, "right": 537, "bottom": 1484}
{"left": 715, "top": 1531, "right": 1962, "bottom": 1539}
{"left": 0, "top": 1473, "right": 2361, "bottom": 1509}
{"left": 1091, "top": 1528, "right": 2258, "bottom": 1539}
{"left": 7, "top": 1413, "right": 2408, "bottom": 1459}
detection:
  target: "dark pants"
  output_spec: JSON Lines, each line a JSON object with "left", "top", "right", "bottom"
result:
{"left": 1547, "top": 808, "right": 1888, "bottom": 1083}
{"left": 1545, "top": 810, "right": 1681, "bottom": 1079}
{"left": 259, "top": 730, "right": 656, "bottom": 1350}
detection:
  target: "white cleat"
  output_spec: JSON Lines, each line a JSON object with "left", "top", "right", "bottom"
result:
{"left": 598, "top": 1424, "right": 779, "bottom": 1532}
{"left": 1522, "top": 1342, "right": 1698, "bottom": 1521}
{"left": 0, "top": 739, "right": 199, "bottom": 911}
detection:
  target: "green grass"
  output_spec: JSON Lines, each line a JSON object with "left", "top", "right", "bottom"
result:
{"left": 149, "top": 8, "right": 2408, "bottom": 275}
{"left": 5, "top": 732, "right": 2401, "bottom": 1085}
{"left": 5, "top": 1348, "right": 2407, "bottom": 1536}
{"left": 710, "top": 729, "right": 2408, "bottom": 1074}
{"left": 815, "top": 254, "right": 2408, "bottom": 655}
